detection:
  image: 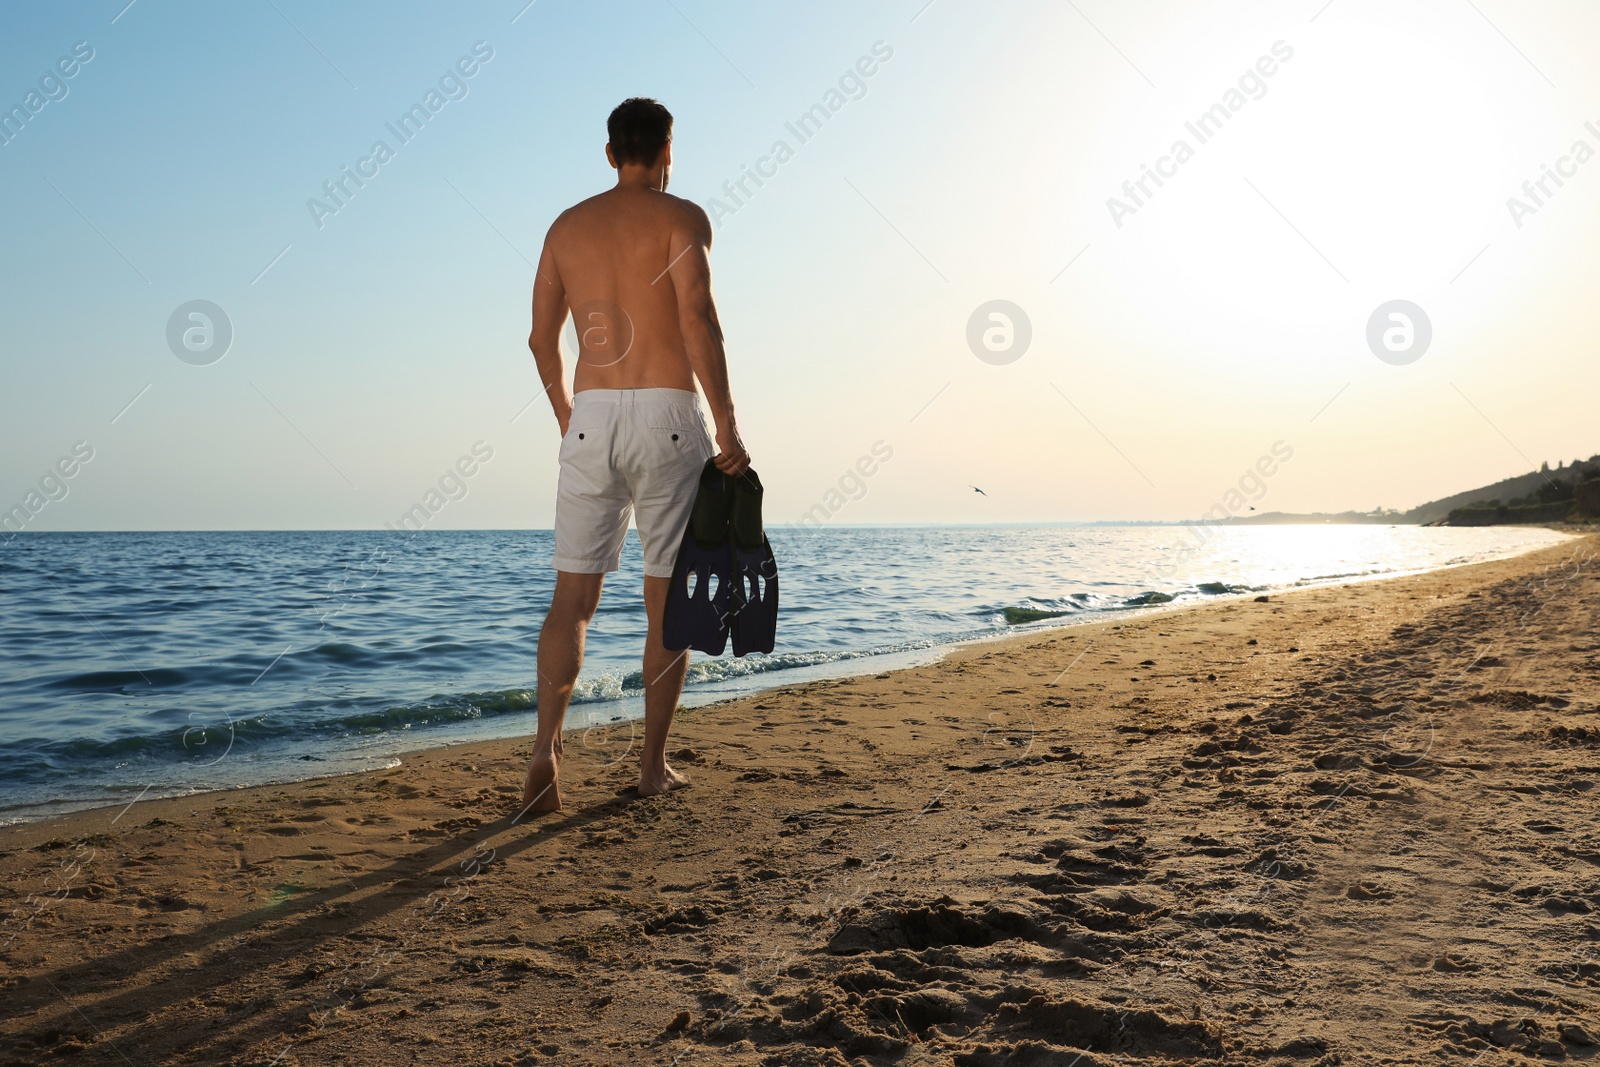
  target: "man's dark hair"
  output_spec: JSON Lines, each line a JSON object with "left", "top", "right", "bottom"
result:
{"left": 607, "top": 97, "right": 672, "bottom": 166}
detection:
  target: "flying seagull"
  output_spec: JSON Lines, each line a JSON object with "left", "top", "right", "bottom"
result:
{"left": 969, "top": 485, "right": 987, "bottom": 496}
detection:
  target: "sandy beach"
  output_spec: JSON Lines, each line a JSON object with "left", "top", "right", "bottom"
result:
{"left": 2, "top": 533, "right": 1597, "bottom": 1066}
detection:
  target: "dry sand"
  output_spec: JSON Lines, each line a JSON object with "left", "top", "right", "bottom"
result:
{"left": 2, "top": 534, "right": 1598, "bottom": 1066}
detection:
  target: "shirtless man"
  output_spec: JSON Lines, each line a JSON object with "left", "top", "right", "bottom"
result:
{"left": 520, "top": 98, "right": 749, "bottom": 814}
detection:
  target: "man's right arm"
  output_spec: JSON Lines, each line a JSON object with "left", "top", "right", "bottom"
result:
{"left": 668, "top": 203, "right": 749, "bottom": 476}
{"left": 529, "top": 229, "right": 572, "bottom": 435}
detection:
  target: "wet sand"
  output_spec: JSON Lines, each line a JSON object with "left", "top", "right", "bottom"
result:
{"left": 2, "top": 534, "right": 1598, "bottom": 1066}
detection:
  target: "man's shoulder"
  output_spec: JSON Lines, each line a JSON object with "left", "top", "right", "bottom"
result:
{"left": 550, "top": 192, "right": 608, "bottom": 228}
{"left": 659, "top": 193, "right": 711, "bottom": 240}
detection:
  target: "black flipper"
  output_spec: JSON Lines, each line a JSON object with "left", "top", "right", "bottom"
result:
{"left": 729, "top": 471, "right": 778, "bottom": 656}
{"left": 662, "top": 462, "right": 734, "bottom": 655}
{"left": 662, "top": 460, "right": 779, "bottom": 657}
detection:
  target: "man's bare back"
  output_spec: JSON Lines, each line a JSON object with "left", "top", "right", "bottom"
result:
{"left": 538, "top": 188, "right": 701, "bottom": 393}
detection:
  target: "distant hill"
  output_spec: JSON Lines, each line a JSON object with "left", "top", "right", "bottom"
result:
{"left": 1208, "top": 454, "right": 1600, "bottom": 527}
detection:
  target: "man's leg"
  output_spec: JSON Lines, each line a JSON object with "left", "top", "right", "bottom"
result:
{"left": 639, "top": 573, "right": 691, "bottom": 796}
{"left": 521, "top": 570, "right": 605, "bottom": 814}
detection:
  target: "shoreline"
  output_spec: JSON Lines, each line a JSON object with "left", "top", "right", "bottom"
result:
{"left": 2, "top": 534, "right": 1597, "bottom": 1064}
{"left": 0, "top": 527, "right": 1577, "bottom": 828}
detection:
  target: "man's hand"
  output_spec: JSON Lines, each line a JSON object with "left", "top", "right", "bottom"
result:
{"left": 713, "top": 423, "right": 750, "bottom": 478}
{"left": 553, "top": 395, "right": 573, "bottom": 439}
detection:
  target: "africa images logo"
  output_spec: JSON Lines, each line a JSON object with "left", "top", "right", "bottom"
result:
{"left": 0, "top": 41, "right": 94, "bottom": 148}
{"left": 1106, "top": 41, "right": 1294, "bottom": 228}
{"left": 166, "top": 300, "right": 234, "bottom": 366}
{"left": 306, "top": 42, "right": 495, "bottom": 229}
{"left": 704, "top": 41, "right": 894, "bottom": 227}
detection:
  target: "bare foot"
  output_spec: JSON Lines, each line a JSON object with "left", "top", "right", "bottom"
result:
{"left": 519, "top": 751, "right": 561, "bottom": 816}
{"left": 638, "top": 762, "right": 690, "bottom": 798}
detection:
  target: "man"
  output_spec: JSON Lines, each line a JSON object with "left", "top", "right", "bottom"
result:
{"left": 521, "top": 98, "right": 749, "bottom": 814}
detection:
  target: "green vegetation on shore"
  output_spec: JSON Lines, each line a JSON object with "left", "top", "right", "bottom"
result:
{"left": 1207, "top": 454, "right": 1600, "bottom": 527}
{"left": 1445, "top": 462, "right": 1600, "bottom": 526}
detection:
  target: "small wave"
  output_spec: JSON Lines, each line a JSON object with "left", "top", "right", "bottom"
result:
{"left": 665, "top": 645, "right": 934, "bottom": 689}
{"left": 1003, "top": 606, "right": 1074, "bottom": 625}
{"left": 1125, "top": 591, "right": 1176, "bottom": 605}
{"left": 0, "top": 689, "right": 539, "bottom": 781}
{"left": 38, "top": 640, "right": 422, "bottom": 692}
{"left": 330, "top": 688, "right": 536, "bottom": 734}
{"left": 1293, "top": 569, "right": 1383, "bottom": 585}
{"left": 389, "top": 642, "right": 941, "bottom": 709}
{"left": 44, "top": 667, "right": 190, "bottom": 691}
{"left": 305, "top": 641, "right": 383, "bottom": 665}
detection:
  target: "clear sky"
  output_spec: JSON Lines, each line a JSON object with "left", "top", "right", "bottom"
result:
{"left": 2, "top": 0, "right": 1596, "bottom": 532}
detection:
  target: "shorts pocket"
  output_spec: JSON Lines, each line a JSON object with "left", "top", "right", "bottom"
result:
{"left": 559, "top": 411, "right": 612, "bottom": 465}
{"left": 648, "top": 427, "right": 707, "bottom": 469}
{"left": 641, "top": 419, "right": 709, "bottom": 474}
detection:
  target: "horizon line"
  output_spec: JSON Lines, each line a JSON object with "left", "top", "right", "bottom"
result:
{"left": 3, "top": 517, "right": 1441, "bottom": 536}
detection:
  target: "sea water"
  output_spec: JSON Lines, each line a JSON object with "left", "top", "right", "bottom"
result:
{"left": 0, "top": 524, "right": 1568, "bottom": 821}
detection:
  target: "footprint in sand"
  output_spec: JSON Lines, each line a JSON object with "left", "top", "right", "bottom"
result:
{"left": 1432, "top": 953, "right": 1482, "bottom": 972}
{"left": 1344, "top": 880, "right": 1395, "bottom": 901}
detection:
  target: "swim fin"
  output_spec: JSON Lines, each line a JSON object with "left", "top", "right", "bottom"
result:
{"left": 663, "top": 462, "right": 734, "bottom": 656}
{"left": 662, "top": 460, "right": 779, "bottom": 657}
{"left": 728, "top": 469, "right": 778, "bottom": 657}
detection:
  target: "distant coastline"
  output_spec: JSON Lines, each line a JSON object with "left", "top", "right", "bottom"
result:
{"left": 1190, "top": 452, "right": 1600, "bottom": 529}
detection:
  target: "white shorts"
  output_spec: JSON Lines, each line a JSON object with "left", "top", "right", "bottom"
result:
{"left": 553, "top": 388, "right": 714, "bottom": 578}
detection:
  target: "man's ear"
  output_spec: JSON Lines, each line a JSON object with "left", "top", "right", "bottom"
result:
{"left": 605, "top": 144, "right": 618, "bottom": 170}
{"left": 660, "top": 142, "right": 673, "bottom": 168}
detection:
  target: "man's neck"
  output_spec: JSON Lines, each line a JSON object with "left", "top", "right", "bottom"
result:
{"left": 615, "top": 165, "right": 666, "bottom": 192}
